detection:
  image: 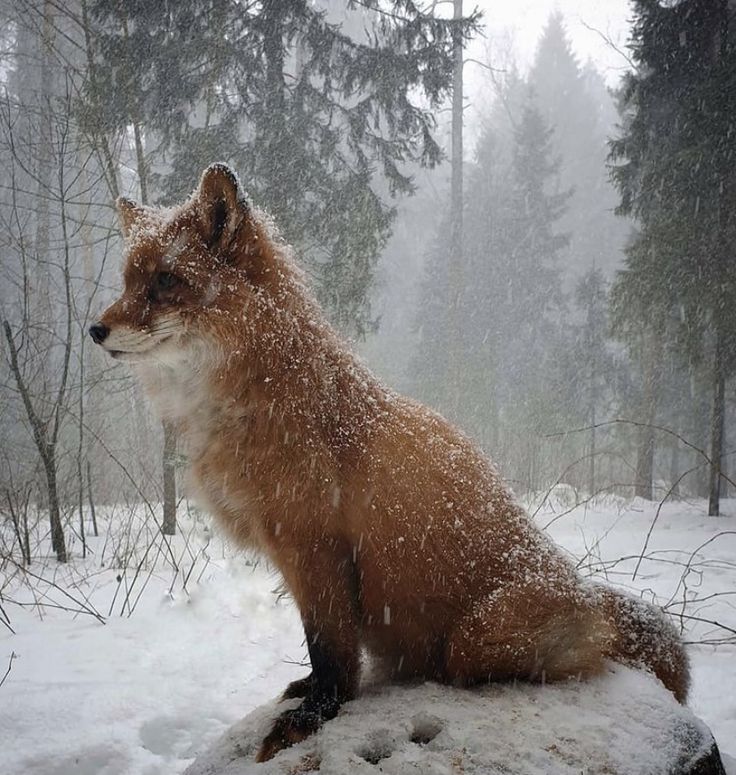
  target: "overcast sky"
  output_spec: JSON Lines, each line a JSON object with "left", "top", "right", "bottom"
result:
{"left": 467, "top": 0, "right": 632, "bottom": 77}
{"left": 462, "top": 0, "right": 633, "bottom": 135}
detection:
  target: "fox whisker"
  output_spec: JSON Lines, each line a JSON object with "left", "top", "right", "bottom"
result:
{"left": 149, "top": 323, "right": 183, "bottom": 337}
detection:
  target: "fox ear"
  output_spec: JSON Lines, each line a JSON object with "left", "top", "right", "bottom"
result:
{"left": 197, "top": 163, "right": 247, "bottom": 251}
{"left": 116, "top": 197, "right": 144, "bottom": 238}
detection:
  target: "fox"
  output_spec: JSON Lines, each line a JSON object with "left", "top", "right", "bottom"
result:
{"left": 90, "top": 163, "right": 689, "bottom": 762}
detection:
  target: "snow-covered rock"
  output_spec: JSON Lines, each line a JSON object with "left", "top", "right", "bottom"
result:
{"left": 184, "top": 664, "right": 726, "bottom": 775}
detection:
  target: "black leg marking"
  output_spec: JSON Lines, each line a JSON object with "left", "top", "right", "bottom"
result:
{"left": 306, "top": 631, "right": 354, "bottom": 704}
{"left": 257, "top": 633, "right": 355, "bottom": 761}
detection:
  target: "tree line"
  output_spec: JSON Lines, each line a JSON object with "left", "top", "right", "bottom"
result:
{"left": 0, "top": 0, "right": 477, "bottom": 564}
{"left": 403, "top": 3, "right": 735, "bottom": 514}
{"left": 1, "top": 0, "right": 735, "bottom": 570}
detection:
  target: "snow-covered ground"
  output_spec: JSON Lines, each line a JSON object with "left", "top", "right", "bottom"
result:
{"left": 184, "top": 666, "right": 721, "bottom": 775}
{"left": 1, "top": 494, "right": 734, "bottom": 774}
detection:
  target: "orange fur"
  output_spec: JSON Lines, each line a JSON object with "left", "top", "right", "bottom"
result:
{"left": 93, "top": 164, "right": 689, "bottom": 758}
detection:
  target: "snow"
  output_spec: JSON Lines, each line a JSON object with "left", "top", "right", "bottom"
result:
{"left": 1, "top": 496, "right": 735, "bottom": 774}
{"left": 183, "top": 666, "right": 716, "bottom": 775}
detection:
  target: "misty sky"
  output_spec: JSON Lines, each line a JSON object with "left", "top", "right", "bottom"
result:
{"left": 461, "top": 1, "right": 632, "bottom": 141}
{"left": 471, "top": 0, "right": 630, "bottom": 76}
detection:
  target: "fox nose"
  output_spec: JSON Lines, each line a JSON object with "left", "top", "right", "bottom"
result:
{"left": 89, "top": 323, "right": 110, "bottom": 344}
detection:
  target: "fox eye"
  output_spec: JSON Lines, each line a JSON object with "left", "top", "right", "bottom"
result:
{"left": 156, "top": 272, "right": 178, "bottom": 290}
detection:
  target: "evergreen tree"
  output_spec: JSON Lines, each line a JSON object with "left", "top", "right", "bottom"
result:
{"left": 83, "top": 0, "right": 479, "bottom": 335}
{"left": 412, "top": 210, "right": 454, "bottom": 410}
{"left": 529, "top": 11, "right": 627, "bottom": 285}
{"left": 481, "top": 100, "right": 570, "bottom": 482}
{"left": 413, "top": 94, "right": 570, "bottom": 487}
{"left": 77, "top": 0, "right": 478, "bottom": 533}
{"left": 610, "top": 0, "right": 736, "bottom": 513}
{"left": 572, "top": 269, "right": 614, "bottom": 495}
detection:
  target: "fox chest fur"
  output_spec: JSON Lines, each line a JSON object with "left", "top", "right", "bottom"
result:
{"left": 137, "top": 344, "right": 353, "bottom": 556}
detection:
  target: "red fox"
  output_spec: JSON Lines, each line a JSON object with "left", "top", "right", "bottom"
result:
{"left": 91, "top": 164, "right": 689, "bottom": 762}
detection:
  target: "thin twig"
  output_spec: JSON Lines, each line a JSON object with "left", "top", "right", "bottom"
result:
{"left": 632, "top": 461, "right": 708, "bottom": 580}
{"left": 578, "top": 18, "right": 635, "bottom": 70}
{"left": 0, "top": 651, "right": 16, "bottom": 689}
{"left": 546, "top": 418, "right": 736, "bottom": 492}
{"left": 4, "top": 557, "right": 105, "bottom": 624}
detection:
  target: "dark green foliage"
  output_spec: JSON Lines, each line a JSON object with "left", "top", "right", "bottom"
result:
{"left": 412, "top": 210, "right": 453, "bottom": 412}
{"left": 82, "top": 0, "right": 480, "bottom": 335}
{"left": 610, "top": 0, "right": 736, "bottom": 369}
{"left": 609, "top": 0, "right": 736, "bottom": 510}
{"left": 410, "top": 22, "right": 632, "bottom": 490}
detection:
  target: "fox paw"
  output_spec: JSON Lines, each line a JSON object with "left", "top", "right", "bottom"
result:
{"left": 255, "top": 705, "right": 322, "bottom": 762}
{"left": 282, "top": 674, "right": 314, "bottom": 699}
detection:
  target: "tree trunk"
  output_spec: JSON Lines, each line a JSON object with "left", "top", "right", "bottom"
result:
{"left": 708, "top": 331, "right": 725, "bottom": 516}
{"left": 707, "top": 3, "right": 731, "bottom": 516}
{"left": 693, "top": 395, "right": 712, "bottom": 498}
{"left": 3, "top": 320, "right": 67, "bottom": 563}
{"left": 635, "top": 331, "right": 662, "bottom": 500}
{"left": 6, "top": 488, "right": 32, "bottom": 566}
{"left": 262, "top": 0, "right": 288, "bottom": 218}
{"left": 80, "top": 0, "right": 121, "bottom": 199}
{"left": 126, "top": 73, "right": 178, "bottom": 535}
{"left": 446, "top": 0, "right": 464, "bottom": 417}
{"left": 635, "top": 426, "right": 655, "bottom": 500}
{"left": 587, "top": 279, "right": 598, "bottom": 496}
{"left": 44, "top": 455, "right": 67, "bottom": 563}
{"left": 22, "top": 500, "right": 31, "bottom": 565}
{"left": 589, "top": 415, "right": 596, "bottom": 496}
{"left": 669, "top": 442, "right": 681, "bottom": 499}
{"left": 33, "top": 0, "right": 54, "bottom": 343}
{"left": 87, "top": 460, "right": 98, "bottom": 537}
{"left": 162, "top": 421, "right": 177, "bottom": 535}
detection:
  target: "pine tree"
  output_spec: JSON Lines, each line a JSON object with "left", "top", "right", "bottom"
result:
{"left": 483, "top": 100, "right": 570, "bottom": 482}
{"left": 76, "top": 0, "right": 478, "bottom": 535}
{"left": 529, "top": 11, "right": 627, "bottom": 284}
{"left": 573, "top": 269, "right": 612, "bottom": 495}
{"left": 413, "top": 94, "right": 570, "bottom": 487}
{"left": 83, "top": 0, "right": 479, "bottom": 335}
{"left": 610, "top": 0, "right": 736, "bottom": 513}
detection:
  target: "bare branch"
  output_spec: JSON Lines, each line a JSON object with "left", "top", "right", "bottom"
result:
{"left": 0, "top": 651, "right": 16, "bottom": 689}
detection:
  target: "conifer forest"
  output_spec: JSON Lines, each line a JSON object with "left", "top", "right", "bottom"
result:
{"left": 1, "top": 2, "right": 736, "bottom": 773}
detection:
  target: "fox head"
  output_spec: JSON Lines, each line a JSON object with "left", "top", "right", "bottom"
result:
{"left": 90, "top": 163, "right": 271, "bottom": 365}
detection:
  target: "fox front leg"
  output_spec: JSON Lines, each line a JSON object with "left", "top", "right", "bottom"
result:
{"left": 256, "top": 540, "right": 360, "bottom": 762}
{"left": 256, "top": 634, "right": 357, "bottom": 761}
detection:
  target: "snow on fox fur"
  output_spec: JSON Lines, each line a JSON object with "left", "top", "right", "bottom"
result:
{"left": 90, "top": 164, "right": 689, "bottom": 762}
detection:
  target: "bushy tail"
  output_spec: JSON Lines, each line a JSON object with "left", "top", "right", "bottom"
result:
{"left": 593, "top": 584, "right": 690, "bottom": 703}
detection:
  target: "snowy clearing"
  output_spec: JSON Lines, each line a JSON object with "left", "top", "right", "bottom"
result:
{"left": 1, "top": 495, "right": 735, "bottom": 774}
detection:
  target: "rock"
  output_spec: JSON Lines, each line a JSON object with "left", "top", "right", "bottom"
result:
{"left": 184, "top": 665, "right": 727, "bottom": 775}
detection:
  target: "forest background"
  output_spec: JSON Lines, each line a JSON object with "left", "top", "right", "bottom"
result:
{"left": 0, "top": 0, "right": 734, "bottom": 639}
